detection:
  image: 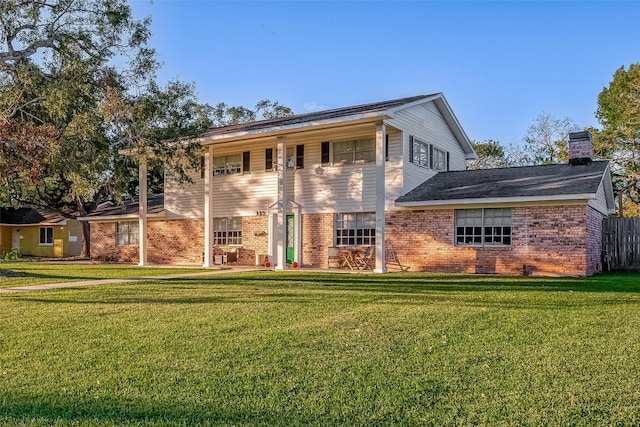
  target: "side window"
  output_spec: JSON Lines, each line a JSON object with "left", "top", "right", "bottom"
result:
{"left": 410, "top": 136, "right": 429, "bottom": 167}
{"left": 39, "top": 227, "right": 53, "bottom": 245}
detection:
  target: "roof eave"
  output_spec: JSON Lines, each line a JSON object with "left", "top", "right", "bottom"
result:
{"left": 386, "top": 93, "right": 476, "bottom": 159}
{"left": 78, "top": 212, "right": 166, "bottom": 222}
{"left": 199, "top": 112, "right": 390, "bottom": 144}
{"left": 395, "top": 194, "right": 597, "bottom": 207}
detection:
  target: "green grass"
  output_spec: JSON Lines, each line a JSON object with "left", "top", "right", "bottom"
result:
{"left": 1, "top": 271, "right": 640, "bottom": 425}
{"left": 0, "top": 262, "right": 211, "bottom": 288}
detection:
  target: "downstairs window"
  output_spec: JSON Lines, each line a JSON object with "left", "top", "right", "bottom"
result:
{"left": 455, "top": 208, "right": 512, "bottom": 246}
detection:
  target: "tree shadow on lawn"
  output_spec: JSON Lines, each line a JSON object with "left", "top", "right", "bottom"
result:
{"left": 183, "top": 270, "right": 640, "bottom": 294}
{"left": 7, "top": 271, "right": 640, "bottom": 311}
{"left": 0, "top": 394, "right": 317, "bottom": 426}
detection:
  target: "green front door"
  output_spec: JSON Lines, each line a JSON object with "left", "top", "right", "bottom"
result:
{"left": 286, "top": 214, "right": 294, "bottom": 264}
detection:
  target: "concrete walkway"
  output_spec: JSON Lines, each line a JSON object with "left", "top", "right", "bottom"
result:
{"left": 0, "top": 266, "right": 267, "bottom": 293}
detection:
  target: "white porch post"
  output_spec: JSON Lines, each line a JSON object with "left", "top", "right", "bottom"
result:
{"left": 203, "top": 145, "right": 214, "bottom": 267}
{"left": 375, "top": 124, "right": 387, "bottom": 273}
{"left": 138, "top": 157, "right": 148, "bottom": 266}
{"left": 294, "top": 203, "right": 301, "bottom": 267}
{"left": 276, "top": 136, "right": 287, "bottom": 270}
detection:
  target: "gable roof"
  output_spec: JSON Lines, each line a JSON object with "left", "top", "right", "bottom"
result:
{"left": 0, "top": 207, "right": 67, "bottom": 226}
{"left": 78, "top": 193, "right": 165, "bottom": 221}
{"left": 395, "top": 161, "right": 613, "bottom": 208}
{"left": 199, "top": 93, "right": 476, "bottom": 158}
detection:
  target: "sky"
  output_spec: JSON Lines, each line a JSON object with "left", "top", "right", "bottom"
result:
{"left": 129, "top": 0, "right": 640, "bottom": 146}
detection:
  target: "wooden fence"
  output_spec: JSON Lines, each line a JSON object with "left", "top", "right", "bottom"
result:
{"left": 602, "top": 217, "right": 640, "bottom": 270}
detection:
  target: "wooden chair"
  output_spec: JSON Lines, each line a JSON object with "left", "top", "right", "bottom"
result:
{"left": 327, "top": 247, "right": 341, "bottom": 269}
{"left": 356, "top": 247, "right": 375, "bottom": 270}
{"left": 385, "top": 249, "right": 409, "bottom": 271}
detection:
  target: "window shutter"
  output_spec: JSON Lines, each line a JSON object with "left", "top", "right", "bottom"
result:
{"left": 265, "top": 148, "right": 273, "bottom": 170}
{"left": 242, "top": 151, "right": 250, "bottom": 173}
{"left": 200, "top": 156, "right": 205, "bottom": 179}
{"left": 446, "top": 152, "right": 450, "bottom": 171}
{"left": 409, "top": 136, "right": 414, "bottom": 163}
{"left": 429, "top": 144, "right": 434, "bottom": 169}
{"left": 296, "top": 144, "right": 304, "bottom": 169}
{"left": 321, "top": 141, "right": 330, "bottom": 165}
{"left": 385, "top": 134, "right": 389, "bottom": 161}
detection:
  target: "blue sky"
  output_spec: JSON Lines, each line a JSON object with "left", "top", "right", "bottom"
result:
{"left": 130, "top": 1, "right": 640, "bottom": 146}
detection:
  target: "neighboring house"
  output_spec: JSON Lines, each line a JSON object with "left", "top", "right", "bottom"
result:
{"left": 0, "top": 207, "right": 84, "bottom": 258}
{"left": 82, "top": 94, "right": 615, "bottom": 276}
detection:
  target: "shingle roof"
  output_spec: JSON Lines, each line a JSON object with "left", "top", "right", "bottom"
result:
{"left": 0, "top": 207, "right": 66, "bottom": 225}
{"left": 395, "top": 161, "right": 610, "bottom": 205}
{"left": 81, "top": 193, "right": 165, "bottom": 219}
{"left": 202, "top": 94, "right": 435, "bottom": 137}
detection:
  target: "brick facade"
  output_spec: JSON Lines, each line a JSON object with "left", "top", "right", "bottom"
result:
{"left": 90, "top": 204, "right": 603, "bottom": 276}
{"left": 384, "top": 205, "right": 600, "bottom": 276}
{"left": 301, "top": 213, "right": 334, "bottom": 267}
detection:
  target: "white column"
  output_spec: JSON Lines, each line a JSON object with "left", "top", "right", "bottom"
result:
{"left": 375, "top": 124, "right": 387, "bottom": 273}
{"left": 138, "top": 157, "right": 148, "bottom": 266}
{"left": 294, "top": 204, "right": 301, "bottom": 267}
{"left": 203, "top": 145, "right": 214, "bottom": 267}
{"left": 276, "top": 136, "right": 287, "bottom": 270}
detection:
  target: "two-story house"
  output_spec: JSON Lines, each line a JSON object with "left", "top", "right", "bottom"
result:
{"left": 82, "top": 93, "right": 615, "bottom": 276}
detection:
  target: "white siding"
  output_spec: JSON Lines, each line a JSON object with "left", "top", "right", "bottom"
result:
{"left": 165, "top": 169, "right": 204, "bottom": 219}
{"left": 388, "top": 101, "right": 467, "bottom": 194}
{"left": 165, "top": 148, "right": 278, "bottom": 219}
{"left": 588, "top": 180, "right": 611, "bottom": 215}
{"left": 164, "top": 99, "right": 473, "bottom": 218}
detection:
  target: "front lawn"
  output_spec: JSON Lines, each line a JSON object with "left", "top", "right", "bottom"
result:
{"left": 0, "top": 262, "right": 211, "bottom": 288}
{"left": 1, "top": 271, "right": 639, "bottom": 425}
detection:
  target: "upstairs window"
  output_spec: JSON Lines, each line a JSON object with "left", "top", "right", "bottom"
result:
{"left": 333, "top": 138, "right": 375, "bottom": 165}
{"left": 410, "top": 136, "right": 449, "bottom": 171}
{"left": 455, "top": 208, "right": 512, "bottom": 246}
{"left": 39, "top": 227, "right": 53, "bottom": 246}
{"left": 433, "top": 147, "right": 449, "bottom": 171}
{"left": 410, "top": 136, "right": 429, "bottom": 167}
{"left": 213, "top": 154, "right": 241, "bottom": 175}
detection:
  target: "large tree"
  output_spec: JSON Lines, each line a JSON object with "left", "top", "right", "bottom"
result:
{"left": 597, "top": 64, "right": 640, "bottom": 214}
{"left": 0, "top": 0, "right": 211, "bottom": 256}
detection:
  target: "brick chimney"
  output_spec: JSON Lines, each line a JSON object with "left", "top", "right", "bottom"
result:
{"left": 568, "top": 131, "right": 593, "bottom": 165}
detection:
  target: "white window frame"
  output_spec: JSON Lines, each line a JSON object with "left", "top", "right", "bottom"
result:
{"left": 116, "top": 221, "right": 139, "bottom": 247}
{"left": 433, "top": 147, "right": 447, "bottom": 172}
{"left": 455, "top": 208, "right": 512, "bottom": 247}
{"left": 39, "top": 227, "right": 53, "bottom": 246}
{"left": 334, "top": 212, "right": 376, "bottom": 246}
{"left": 213, "top": 154, "right": 241, "bottom": 176}
{"left": 213, "top": 217, "right": 242, "bottom": 246}
{"left": 411, "top": 137, "right": 429, "bottom": 168}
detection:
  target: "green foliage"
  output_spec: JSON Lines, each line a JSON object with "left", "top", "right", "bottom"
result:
{"left": 467, "top": 139, "right": 506, "bottom": 169}
{"left": 597, "top": 64, "right": 640, "bottom": 207}
{"left": 1, "top": 248, "right": 21, "bottom": 262}
{"left": 1, "top": 271, "right": 640, "bottom": 425}
{"left": 212, "top": 99, "right": 294, "bottom": 127}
